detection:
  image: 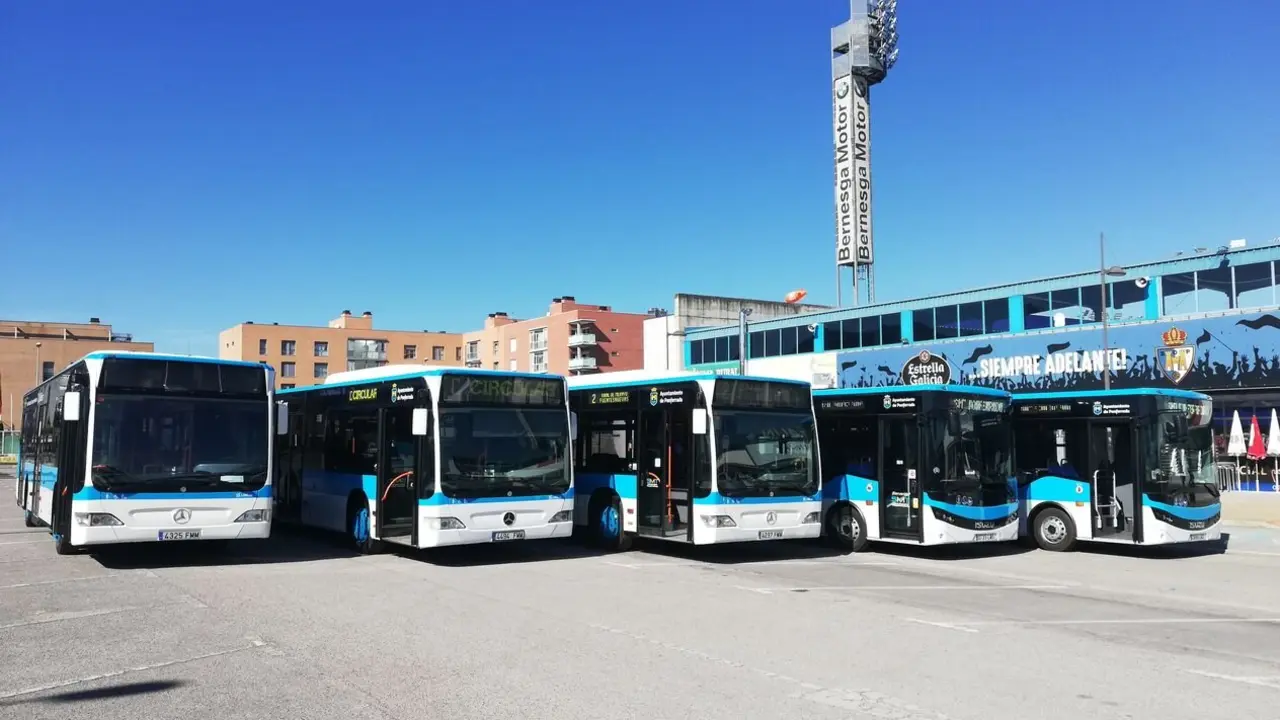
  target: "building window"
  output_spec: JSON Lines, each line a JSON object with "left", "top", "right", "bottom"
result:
{"left": 934, "top": 305, "right": 959, "bottom": 339}
{"left": 281, "top": 362, "right": 296, "bottom": 378}
{"left": 258, "top": 339, "right": 267, "bottom": 356}
{"left": 314, "top": 363, "right": 328, "bottom": 379}
{"left": 1161, "top": 272, "right": 1197, "bottom": 316}
{"left": 492, "top": 341, "right": 499, "bottom": 356}
{"left": 314, "top": 341, "right": 328, "bottom": 357}
{"left": 432, "top": 346, "right": 445, "bottom": 361}
{"left": 509, "top": 338, "right": 517, "bottom": 354}
{"left": 509, "top": 359, "right": 518, "bottom": 371}
{"left": 466, "top": 341, "right": 480, "bottom": 362}
{"left": 913, "top": 308, "right": 935, "bottom": 342}
{"left": 1022, "top": 293, "right": 1051, "bottom": 331}
{"left": 529, "top": 328, "right": 547, "bottom": 352}
{"left": 281, "top": 383, "right": 295, "bottom": 389}
{"left": 983, "top": 299, "right": 1009, "bottom": 334}
{"left": 455, "top": 347, "right": 462, "bottom": 361}
{"left": 531, "top": 350, "right": 547, "bottom": 373}
{"left": 404, "top": 345, "right": 417, "bottom": 360}
{"left": 281, "top": 340, "right": 296, "bottom": 356}
{"left": 347, "top": 339, "right": 388, "bottom": 370}
{"left": 42, "top": 361, "right": 54, "bottom": 381}
{"left": 1235, "top": 262, "right": 1276, "bottom": 310}
{"left": 958, "top": 302, "right": 983, "bottom": 337}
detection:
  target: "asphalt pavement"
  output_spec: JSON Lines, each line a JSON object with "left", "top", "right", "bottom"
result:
{"left": 4, "top": 469, "right": 1280, "bottom": 720}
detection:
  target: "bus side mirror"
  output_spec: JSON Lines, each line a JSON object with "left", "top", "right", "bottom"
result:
{"left": 569, "top": 411, "right": 578, "bottom": 439}
{"left": 692, "top": 408, "right": 708, "bottom": 435}
{"left": 412, "top": 408, "right": 429, "bottom": 436}
{"left": 276, "top": 402, "right": 289, "bottom": 435}
{"left": 62, "top": 392, "right": 81, "bottom": 422}
{"left": 947, "top": 412, "right": 961, "bottom": 436}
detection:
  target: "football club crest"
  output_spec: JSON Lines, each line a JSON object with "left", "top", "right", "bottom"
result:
{"left": 1156, "top": 327, "right": 1194, "bottom": 385}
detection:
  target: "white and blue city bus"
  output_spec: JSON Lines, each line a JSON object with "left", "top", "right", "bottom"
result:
{"left": 813, "top": 384, "right": 1019, "bottom": 551}
{"left": 1011, "top": 388, "right": 1222, "bottom": 551}
{"left": 273, "top": 365, "right": 574, "bottom": 552}
{"left": 15, "top": 351, "right": 275, "bottom": 555}
{"left": 567, "top": 370, "right": 822, "bottom": 551}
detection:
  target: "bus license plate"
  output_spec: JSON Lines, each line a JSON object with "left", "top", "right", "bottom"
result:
{"left": 492, "top": 530, "right": 525, "bottom": 542}
{"left": 758, "top": 530, "right": 784, "bottom": 540}
{"left": 158, "top": 530, "right": 201, "bottom": 541}
{"left": 1189, "top": 532, "right": 1206, "bottom": 541}
{"left": 973, "top": 533, "right": 997, "bottom": 542}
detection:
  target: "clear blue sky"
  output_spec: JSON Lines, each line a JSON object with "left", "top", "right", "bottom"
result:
{"left": 3, "top": 1, "right": 1277, "bottom": 357}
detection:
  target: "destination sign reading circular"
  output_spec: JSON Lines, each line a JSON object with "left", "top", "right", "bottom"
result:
{"left": 900, "top": 350, "right": 951, "bottom": 386}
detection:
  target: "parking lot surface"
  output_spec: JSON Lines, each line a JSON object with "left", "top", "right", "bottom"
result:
{"left": 5, "top": 472, "right": 1280, "bottom": 720}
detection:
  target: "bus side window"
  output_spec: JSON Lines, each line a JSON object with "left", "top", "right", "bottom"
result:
{"left": 582, "top": 413, "right": 634, "bottom": 474}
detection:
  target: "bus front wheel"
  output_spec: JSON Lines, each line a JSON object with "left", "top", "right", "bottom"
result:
{"left": 24, "top": 511, "right": 38, "bottom": 528}
{"left": 1032, "top": 507, "right": 1077, "bottom": 552}
{"left": 592, "top": 493, "right": 632, "bottom": 552}
{"left": 827, "top": 504, "right": 869, "bottom": 553}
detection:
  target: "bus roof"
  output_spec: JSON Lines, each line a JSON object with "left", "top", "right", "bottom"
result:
{"left": 1013, "top": 388, "right": 1211, "bottom": 402}
{"left": 565, "top": 370, "right": 810, "bottom": 392}
{"left": 280, "top": 364, "right": 564, "bottom": 394}
{"left": 80, "top": 350, "right": 267, "bottom": 369}
{"left": 814, "top": 383, "right": 1011, "bottom": 399}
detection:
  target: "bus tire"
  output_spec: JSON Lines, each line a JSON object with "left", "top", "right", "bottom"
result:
{"left": 591, "top": 491, "right": 631, "bottom": 552}
{"left": 347, "top": 495, "right": 380, "bottom": 555}
{"left": 826, "top": 503, "right": 869, "bottom": 553}
{"left": 24, "top": 511, "right": 38, "bottom": 528}
{"left": 1031, "top": 506, "right": 1076, "bottom": 552}
{"left": 53, "top": 530, "right": 79, "bottom": 556}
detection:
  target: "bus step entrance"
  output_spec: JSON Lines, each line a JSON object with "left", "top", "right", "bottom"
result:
{"left": 1092, "top": 469, "right": 1120, "bottom": 530}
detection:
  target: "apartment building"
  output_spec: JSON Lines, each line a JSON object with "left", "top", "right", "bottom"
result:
{"left": 462, "top": 296, "right": 655, "bottom": 375}
{"left": 0, "top": 317, "right": 153, "bottom": 430}
{"left": 218, "top": 310, "right": 464, "bottom": 389}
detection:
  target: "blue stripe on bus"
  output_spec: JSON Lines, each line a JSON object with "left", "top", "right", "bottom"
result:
{"left": 301, "top": 470, "right": 377, "bottom": 502}
{"left": 75, "top": 487, "right": 272, "bottom": 501}
{"left": 922, "top": 494, "right": 1018, "bottom": 520}
{"left": 1143, "top": 494, "right": 1222, "bottom": 521}
{"left": 815, "top": 384, "right": 1010, "bottom": 399}
{"left": 822, "top": 474, "right": 879, "bottom": 502}
{"left": 1020, "top": 475, "right": 1092, "bottom": 502}
{"left": 575, "top": 473, "right": 639, "bottom": 499}
{"left": 418, "top": 490, "right": 574, "bottom": 506}
{"left": 1015, "top": 388, "right": 1209, "bottom": 401}
{"left": 568, "top": 373, "right": 809, "bottom": 391}
{"left": 281, "top": 367, "right": 564, "bottom": 394}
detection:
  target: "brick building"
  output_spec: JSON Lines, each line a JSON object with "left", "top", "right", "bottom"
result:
{"left": 462, "top": 296, "right": 657, "bottom": 375}
{"left": 218, "top": 310, "right": 464, "bottom": 389}
{"left": 0, "top": 317, "right": 153, "bottom": 430}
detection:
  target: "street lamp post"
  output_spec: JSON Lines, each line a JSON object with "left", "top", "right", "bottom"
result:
{"left": 738, "top": 307, "right": 753, "bottom": 377}
{"left": 34, "top": 342, "right": 43, "bottom": 384}
{"left": 1098, "top": 232, "right": 1127, "bottom": 391}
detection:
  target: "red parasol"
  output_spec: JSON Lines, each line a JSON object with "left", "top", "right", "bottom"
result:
{"left": 1248, "top": 414, "right": 1268, "bottom": 461}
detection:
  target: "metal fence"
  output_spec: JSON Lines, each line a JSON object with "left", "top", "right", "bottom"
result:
{"left": 1216, "top": 461, "right": 1280, "bottom": 493}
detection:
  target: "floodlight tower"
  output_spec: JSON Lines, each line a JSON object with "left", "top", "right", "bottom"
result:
{"left": 832, "top": 0, "right": 899, "bottom": 307}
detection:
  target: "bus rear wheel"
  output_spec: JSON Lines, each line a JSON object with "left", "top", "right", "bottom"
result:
{"left": 1032, "top": 507, "right": 1076, "bottom": 552}
{"left": 24, "top": 511, "right": 38, "bottom": 528}
{"left": 827, "top": 504, "right": 869, "bottom": 553}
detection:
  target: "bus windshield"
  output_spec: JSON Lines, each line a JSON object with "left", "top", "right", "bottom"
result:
{"left": 90, "top": 395, "right": 268, "bottom": 492}
{"left": 1155, "top": 413, "right": 1217, "bottom": 490}
{"left": 439, "top": 407, "right": 570, "bottom": 498}
{"left": 930, "top": 406, "right": 1011, "bottom": 489}
{"left": 714, "top": 411, "right": 817, "bottom": 498}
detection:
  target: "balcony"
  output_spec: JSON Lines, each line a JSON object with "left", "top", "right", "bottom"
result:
{"left": 567, "top": 332, "right": 597, "bottom": 347}
{"left": 529, "top": 339, "right": 548, "bottom": 352}
{"left": 567, "top": 355, "right": 598, "bottom": 371}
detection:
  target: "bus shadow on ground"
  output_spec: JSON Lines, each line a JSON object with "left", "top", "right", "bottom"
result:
{"left": 0, "top": 680, "right": 189, "bottom": 710}
{"left": 864, "top": 539, "right": 1037, "bottom": 562}
{"left": 626, "top": 538, "right": 852, "bottom": 565}
{"left": 403, "top": 537, "right": 610, "bottom": 567}
{"left": 1069, "top": 533, "right": 1230, "bottom": 560}
{"left": 90, "top": 525, "right": 363, "bottom": 569}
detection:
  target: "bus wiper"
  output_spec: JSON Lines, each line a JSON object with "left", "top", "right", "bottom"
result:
{"left": 767, "top": 483, "right": 815, "bottom": 496}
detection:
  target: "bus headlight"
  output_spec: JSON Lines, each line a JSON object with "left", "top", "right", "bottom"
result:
{"left": 700, "top": 514, "right": 736, "bottom": 528}
{"left": 549, "top": 510, "right": 573, "bottom": 523}
{"left": 234, "top": 509, "right": 270, "bottom": 523}
{"left": 802, "top": 512, "right": 820, "bottom": 524}
{"left": 74, "top": 512, "right": 122, "bottom": 527}
{"left": 426, "top": 517, "right": 466, "bottom": 530}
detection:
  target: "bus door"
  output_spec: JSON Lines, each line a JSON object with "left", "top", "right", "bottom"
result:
{"left": 376, "top": 405, "right": 419, "bottom": 545}
{"left": 1086, "top": 420, "right": 1138, "bottom": 540}
{"left": 274, "top": 404, "right": 305, "bottom": 522}
{"left": 637, "top": 407, "right": 680, "bottom": 537}
{"left": 879, "top": 414, "right": 921, "bottom": 541}
{"left": 51, "top": 389, "right": 86, "bottom": 541}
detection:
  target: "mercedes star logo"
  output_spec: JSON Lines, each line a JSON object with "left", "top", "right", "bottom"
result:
{"left": 173, "top": 508, "right": 191, "bottom": 525}
{"left": 502, "top": 512, "right": 515, "bottom": 526}
{"left": 765, "top": 511, "right": 777, "bottom": 526}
